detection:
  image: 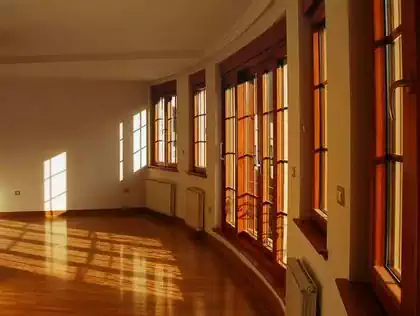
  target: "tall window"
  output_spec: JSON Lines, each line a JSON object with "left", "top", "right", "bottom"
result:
{"left": 237, "top": 79, "right": 257, "bottom": 237}
{"left": 220, "top": 15, "right": 288, "bottom": 268}
{"left": 151, "top": 80, "right": 177, "bottom": 169}
{"left": 224, "top": 87, "right": 236, "bottom": 227}
{"left": 373, "top": 0, "right": 420, "bottom": 314}
{"left": 119, "top": 122, "right": 124, "bottom": 181}
{"left": 44, "top": 152, "right": 67, "bottom": 211}
{"left": 262, "top": 71, "right": 275, "bottom": 249}
{"left": 167, "top": 96, "right": 177, "bottom": 165}
{"left": 153, "top": 96, "right": 177, "bottom": 167}
{"left": 133, "top": 110, "right": 147, "bottom": 172}
{"left": 313, "top": 24, "right": 328, "bottom": 227}
{"left": 276, "top": 62, "right": 288, "bottom": 263}
{"left": 193, "top": 89, "right": 207, "bottom": 172}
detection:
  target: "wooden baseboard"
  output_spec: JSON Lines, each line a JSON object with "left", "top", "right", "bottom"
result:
{"left": 0, "top": 207, "right": 164, "bottom": 219}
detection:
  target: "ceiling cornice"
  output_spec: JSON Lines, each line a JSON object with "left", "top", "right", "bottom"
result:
{"left": 0, "top": 49, "right": 203, "bottom": 65}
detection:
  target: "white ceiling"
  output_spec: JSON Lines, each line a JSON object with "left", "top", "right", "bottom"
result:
{"left": 0, "top": 0, "right": 255, "bottom": 80}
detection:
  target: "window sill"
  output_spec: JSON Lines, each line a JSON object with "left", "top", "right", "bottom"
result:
{"left": 371, "top": 266, "right": 401, "bottom": 315}
{"left": 336, "top": 278, "right": 386, "bottom": 316}
{"left": 148, "top": 165, "right": 178, "bottom": 173}
{"left": 187, "top": 170, "right": 207, "bottom": 178}
{"left": 293, "top": 218, "right": 328, "bottom": 260}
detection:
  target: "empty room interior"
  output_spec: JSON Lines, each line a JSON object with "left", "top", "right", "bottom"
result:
{"left": 0, "top": 0, "right": 419, "bottom": 315}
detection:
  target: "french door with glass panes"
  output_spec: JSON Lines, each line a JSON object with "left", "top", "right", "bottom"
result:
{"left": 222, "top": 62, "right": 288, "bottom": 264}
{"left": 372, "top": 0, "right": 420, "bottom": 314}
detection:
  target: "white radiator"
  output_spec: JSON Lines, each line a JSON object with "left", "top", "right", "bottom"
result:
{"left": 185, "top": 187, "right": 205, "bottom": 231}
{"left": 286, "top": 258, "right": 318, "bottom": 316}
{"left": 145, "top": 179, "right": 175, "bottom": 216}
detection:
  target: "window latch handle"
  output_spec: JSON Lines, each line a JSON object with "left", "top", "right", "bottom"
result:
{"left": 219, "top": 142, "right": 225, "bottom": 161}
{"left": 389, "top": 79, "right": 413, "bottom": 120}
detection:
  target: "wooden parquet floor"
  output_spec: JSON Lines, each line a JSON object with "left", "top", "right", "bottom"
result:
{"left": 0, "top": 214, "right": 277, "bottom": 315}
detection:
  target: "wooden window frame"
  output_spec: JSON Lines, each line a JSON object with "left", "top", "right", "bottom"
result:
{"left": 150, "top": 81, "right": 178, "bottom": 170}
{"left": 133, "top": 111, "right": 148, "bottom": 172}
{"left": 371, "top": 0, "right": 420, "bottom": 315}
{"left": 190, "top": 70, "right": 207, "bottom": 176}
{"left": 220, "top": 17, "right": 288, "bottom": 275}
{"left": 290, "top": 0, "right": 329, "bottom": 260}
{"left": 311, "top": 21, "right": 328, "bottom": 233}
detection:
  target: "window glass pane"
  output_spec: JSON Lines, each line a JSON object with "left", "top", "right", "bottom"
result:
{"left": 321, "top": 87, "right": 328, "bottom": 147}
{"left": 119, "top": 161, "right": 124, "bottom": 181}
{"left": 284, "top": 110, "right": 289, "bottom": 160}
{"left": 133, "top": 152, "right": 140, "bottom": 172}
{"left": 313, "top": 31, "right": 320, "bottom": 85}
{"left": 133, "top": 130, "right": 141, "bottom": 153}
{"left": 321, "top": 28, "right": 327, "bottom": 83}
{"left": 158, "top": 119, "right": 164, "bottom": 142}
{"left": 263, "top": 72, "right": 273, "bottom": 112}
{"left": 171, "top": 142, "right": 177, "bottom": 163}
{"left": 387, "top": 161, "right": 403, "bottom": 278}
{"left": 283, "top": 64, "right": 288, "bottom": 108}
{"left": 158, "top": 142, "right": 165, "bottom": 162}
{"left": 51, "top": 172, "right": 66, "bottom": 198}
{"left": 314, "top": 153, "right": 321, "bottom": 209}
{"left": 119, "top": 122, "right": 123, "bottom": 140}
{"left": 388, "top": 0, "right": 401, "bottom": 32}
{"left": 199, "top": 115, "right": 206, "bottom": 142}
{"left": 119, "top": 140, "right": 124, "bottom": 161}
{"left": 321, "top": 152, "right": 328, "bottom": 212}
{"left": 392, "top": 36, "right": 403, "bottom": 82}
{"left": 133, "top": 113, "right": 140, "bottom": 131}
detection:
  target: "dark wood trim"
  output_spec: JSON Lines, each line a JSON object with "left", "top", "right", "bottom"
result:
{"left": 303, "top": 0, "right": 322, "bottom": 15}
{"left": 272, "top": 68, "right": 279, "bottom": 262}
{"left": 371, "top": 266, "right": 401, "bottom": 315}
{"left": 336, "top": 278, "right": 386, "bottom": 316}
{"left": 187, "top": 170, "right": 207, "bottom": 178}
{"left": 189, "top": 69, "right": 206, "bottom": 90}
{"left": 311, "top": 208, "right": 327, "bottom": 234}
{"left": 293, "top": 218, "right": 328, "bottom": 260}
{"left": 148, "top": 165, "right": 179, "bottom": 172}
{"left": 257, "top": 72, "right": 264, "bottom": 243}
{"left": 371, "top": 0, "right": 420, "bottom": 314}
{"left": 0, "top": 208, "right": 161, "bottom": 219}
{"left": 150, "top": 80, "right": 176, "bottom": 104}
{"left": 220, "top": 18, "right": 286, "bottom": 88}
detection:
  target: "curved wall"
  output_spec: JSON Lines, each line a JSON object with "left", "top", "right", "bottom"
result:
{"left": 146, "top": 0, "right": 375, "bottom": 315}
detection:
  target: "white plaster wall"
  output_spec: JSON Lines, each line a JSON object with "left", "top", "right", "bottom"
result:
{"left": 0, "top": 79, "right": 149, "bottom": 212}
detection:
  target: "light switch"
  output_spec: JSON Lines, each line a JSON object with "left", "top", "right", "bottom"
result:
{"left": 291, "top": 167, "right": 296, "bottom": 178}
{"left": 336, "top": 185, "right": 345, "bottom": 206}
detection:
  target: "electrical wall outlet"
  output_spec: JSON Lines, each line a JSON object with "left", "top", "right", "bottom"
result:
{"left": 14, "top": 190, "right": 21, "bottom": 196}
{"left": 336, "top": 185, "right": 345, "bottom": 206}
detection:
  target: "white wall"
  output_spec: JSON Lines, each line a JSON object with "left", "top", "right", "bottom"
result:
{"left": 0, "top": 79, "right": 149, "bottom": 212}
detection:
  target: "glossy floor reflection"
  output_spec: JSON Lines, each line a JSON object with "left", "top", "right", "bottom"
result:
{"left": 0, "top": 215, "right": 274, "bottom": 315}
